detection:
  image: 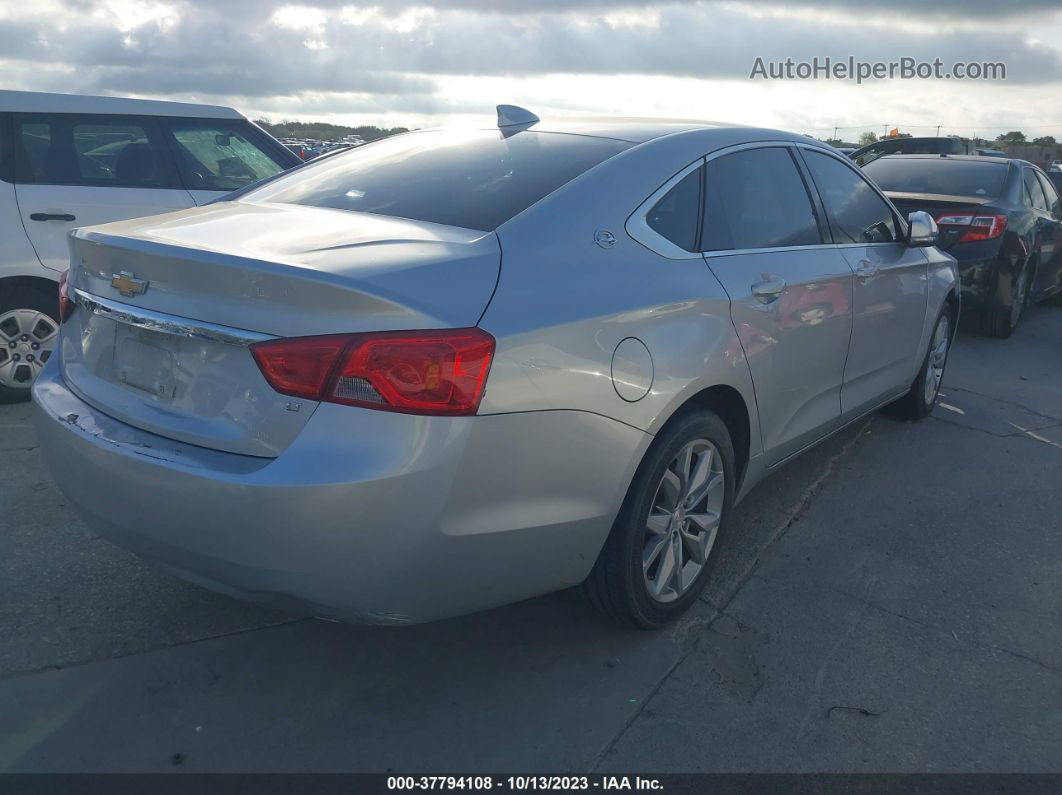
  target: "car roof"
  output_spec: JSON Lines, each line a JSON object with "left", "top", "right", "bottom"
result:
{"left": 515, "top": 117, "right": 738, "bottom": 143}
{"left": 415, "top": 117, "right": 819, "bottom": 147}
{"left": 0, "top": 89, "right": 243, "bottom": 119}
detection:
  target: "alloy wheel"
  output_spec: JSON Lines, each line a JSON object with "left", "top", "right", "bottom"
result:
{"left": 642, "top": 438, "right": 725, "bottom": 603}
{"left": 923, "top": 312, "right": 950, "bottom": 406}
{"left": 0, "top": 309, "right": 58, "bottom": 390}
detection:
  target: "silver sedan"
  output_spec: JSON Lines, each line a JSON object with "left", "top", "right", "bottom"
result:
{"left": 33, "top": 107, "right": 958, "bottom": 627}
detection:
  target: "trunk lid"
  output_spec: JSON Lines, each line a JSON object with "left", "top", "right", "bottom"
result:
{"left": 61, "top": 201, "right": 500, "bottom": 457}
{"left": 885, "top": 191, "right": 997, "bottom": 251}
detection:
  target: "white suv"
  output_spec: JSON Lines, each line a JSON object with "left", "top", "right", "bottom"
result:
{"left": 0, "top": 90, "right": 299, "bottom": 401}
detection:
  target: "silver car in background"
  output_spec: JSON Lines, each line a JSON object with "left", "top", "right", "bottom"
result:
{"left": 33, "top": 107, "right": 958, "bottom": 627}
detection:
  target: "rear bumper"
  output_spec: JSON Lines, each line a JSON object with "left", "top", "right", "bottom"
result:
{"left": 32, "top": 358, "right": 650, "bottom": 624}
{"left": 956, "top": 256, "right": 996, "bottom": 308}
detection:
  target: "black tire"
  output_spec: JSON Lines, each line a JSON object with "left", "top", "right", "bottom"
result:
{"left": 0, "top": 280, "right": 60, "bottom": 404}
{"left": 891, "top": 303, "right": 954, "bottom": 421}
{"left": 983, "top": 261, "right": 1031, "bottom": 339}
{"left": 582, "top": 408, "right": 735, "bottom": 629}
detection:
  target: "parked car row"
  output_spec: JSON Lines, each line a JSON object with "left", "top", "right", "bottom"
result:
{"left": 849, "top": 135, "right": 971, "bottom": 167}
{"left": 279, "top": 136, "right": 361, "bottom": 161}
{"left": 847, "top": 136, "right": 1018, "bottom": 167}
{"left": 29, "top": 102, "right": 960, "bottom": 628}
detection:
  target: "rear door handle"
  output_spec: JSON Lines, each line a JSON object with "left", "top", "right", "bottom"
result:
{"left": 29, "top": 213, "right": 76, "bottom": 222}
{"left": 855, "top": 260, "right": 879, "bottom": 282}
{"left": 751, "top": 275, "right": 787, "bottom": 302}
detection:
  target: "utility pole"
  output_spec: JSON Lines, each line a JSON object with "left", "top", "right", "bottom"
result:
{"left": 833, "top": 126, "right": 838, "bottom": 141}
{"left": 936, "top": 124, "right": 942, "bottom": 136}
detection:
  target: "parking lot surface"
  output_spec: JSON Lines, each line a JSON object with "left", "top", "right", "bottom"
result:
{"left": 1, "top": 305, "right": 1060, "bottom": 772}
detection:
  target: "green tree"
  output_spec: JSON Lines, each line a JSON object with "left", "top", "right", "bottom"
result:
{"left": 858, "top": 132, "right": 878, "bottom": 146}
{"left": 996, "top": 131, "right": 1026, "bottom": 144}
{"left": 1032, "top": 135, "right": 1057, "bottom": 146}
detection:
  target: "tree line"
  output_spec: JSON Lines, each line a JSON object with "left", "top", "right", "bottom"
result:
{"left": 255, "top": 119, "right": 410, "bottom": 142}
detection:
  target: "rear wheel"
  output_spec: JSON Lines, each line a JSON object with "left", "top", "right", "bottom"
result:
{"left": 891, "top": 304, "right": 952, "bottom": 420}
{"left": 983, "top": 261, "right": 1031, "bottom": 339}
{"left": 583, "top": 409, "right": 735, "bottom": 628}
{"left": 0, "top": 282, "right": 60, "bottom": 404}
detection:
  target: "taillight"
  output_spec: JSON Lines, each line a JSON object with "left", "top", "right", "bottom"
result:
{"left": 250, "top": 328, "right": 495, "bottom": 416}
{"left": 58, "top": 269, "right": 74, "bottom": 322}
{"left": 934, "top": 212, "right": 1007, "bottom": 243}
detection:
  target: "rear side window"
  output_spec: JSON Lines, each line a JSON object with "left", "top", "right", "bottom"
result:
{"left": 165, "top": 119, "right": 289, "bottom": 192}
{"left": 245, "top": 129, "right": 633, "bottom": 231}
{"left": 805, "top": 151, "right": 898, "bottom": 244}
{"left": 1023, "top": 169, "right": 1048, "bottom": 212}
{"left": 647, "top": 167, "right": 702, "bottom": 251}
{"left": 701, "top": 147, "right": 821, "bottom": 251}
{"left": 862, "top": 158, "right": 1007, "bottom": 199}
{"left": 1036, "top": 171, "right": 1061, "bottom": 217}
{"left": 13, "top": 114, "right": 175, "bottom": 188}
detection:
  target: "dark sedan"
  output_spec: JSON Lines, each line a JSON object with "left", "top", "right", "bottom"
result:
{"left": 864, "top": 155, "right": 1062, "bottom": 337}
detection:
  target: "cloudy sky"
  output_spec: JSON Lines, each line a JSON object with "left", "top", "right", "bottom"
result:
{"left": 2, "top": 0, "right": 1062, "bottom": 139}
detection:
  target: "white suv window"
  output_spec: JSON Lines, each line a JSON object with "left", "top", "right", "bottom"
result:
{"left": 13, "top": 114, "right": 174, "bottom": 188}
{"left": 166, "top": 120, "right": 287, "bottom": 192}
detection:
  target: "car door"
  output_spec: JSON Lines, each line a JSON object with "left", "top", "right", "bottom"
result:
{"left": 12, "top": 113, "right": 195, "bottom": 274}
{"left": 699, "top": 144, "right": 854, "bottom": 466}
{"left": 800, "top": 147, "right": 928, "bottom": 419}
{"left": 160, "top": 118, "right": 295, "bottom": 205}
{"left": 1029, "top": 168, "right": 1062, "bottom": 299}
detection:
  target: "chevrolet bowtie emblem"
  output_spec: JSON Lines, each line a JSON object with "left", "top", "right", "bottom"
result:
{"left": 111, "top": 271, "right": 148, "bottom": 298}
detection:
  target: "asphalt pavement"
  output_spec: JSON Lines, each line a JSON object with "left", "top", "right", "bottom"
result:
{"left": 1, "top": 302, "right": 1059, "bottom": 773}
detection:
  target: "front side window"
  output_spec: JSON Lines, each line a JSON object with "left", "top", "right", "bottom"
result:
{"left": 646, "top": 167, "right": 702, "bottom": 251}
{"left": 701, "top": 147, "right": 821, "bottom": 251}
{"left": 805, "top": 150, "right": 898, "bottom": 244}
{"left": 245, "top": 129, "right": 633, "bottom": 231}
{"left": 13, "top": 114, "right": 172, "bottom": 187}
{"left": 166, "top": 120, "right": 288, "bottom": 191}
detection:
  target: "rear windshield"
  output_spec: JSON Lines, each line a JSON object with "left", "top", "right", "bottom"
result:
{"left": 863, "top": 158, "right": 1007, "bottom": 199}
{"left": 244, "top": 129, "right": 633, "bottom": 231}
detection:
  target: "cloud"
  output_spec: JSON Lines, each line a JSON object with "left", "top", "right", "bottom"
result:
{"left": 3, "top": 0, "right": 1062, "bottom": 133}
{"left": 117, "top": 0, "right": 1062, "bottom": 18}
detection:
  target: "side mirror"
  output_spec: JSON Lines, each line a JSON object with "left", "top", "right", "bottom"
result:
{"left": 907, "top": 210, "right": 938, "bottom": 247}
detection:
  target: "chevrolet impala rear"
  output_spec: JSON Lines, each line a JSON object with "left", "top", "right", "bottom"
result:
{"left": 34, "top": 113, "right": 957, "bottom": 627}
{"left": 32, "top": 123, "right": 644, "bottom": 624}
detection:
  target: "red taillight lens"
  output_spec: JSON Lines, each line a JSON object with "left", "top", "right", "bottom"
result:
{"left": 934, "top": 212, "right": 1007, "bottom": 243}
{"left": 58, "top": 269, "right": 74, "bottom": 322}
{"left": 250, "top": 334, "right": 351, "bottom": 400}
{"left": 250, "top": 329, "right": 495, "bottom": 416}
